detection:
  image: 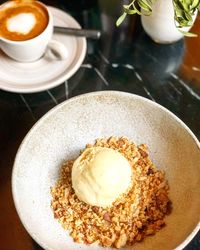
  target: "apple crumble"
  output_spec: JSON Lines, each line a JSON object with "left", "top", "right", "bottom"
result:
{"left": 51, "top": 137, "right": 172, "bottom": 248}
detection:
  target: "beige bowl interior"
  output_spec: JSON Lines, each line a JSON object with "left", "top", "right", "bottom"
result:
{"left": 12, "top": 91, "right": 200, "bottom": 250}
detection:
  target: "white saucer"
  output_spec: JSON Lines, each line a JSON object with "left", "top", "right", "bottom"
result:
{"left": 0, "top": 7, "right": 87, "bottom": 93}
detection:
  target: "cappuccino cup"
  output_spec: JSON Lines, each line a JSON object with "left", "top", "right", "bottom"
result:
{"left": 0, "top": 0, "right": 68, "bottom": 62}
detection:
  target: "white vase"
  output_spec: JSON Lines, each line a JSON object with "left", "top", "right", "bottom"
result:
{"left": 141, "top": 0, "right": 197, "bottom": 43}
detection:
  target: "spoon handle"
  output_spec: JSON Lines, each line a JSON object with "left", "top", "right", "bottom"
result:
{"left": 54, "top": 26, "right": 101, "bottom": 39}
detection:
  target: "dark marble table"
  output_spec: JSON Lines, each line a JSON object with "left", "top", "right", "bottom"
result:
{"left": 0, "top": 0, "right": 199, "bottom": 249}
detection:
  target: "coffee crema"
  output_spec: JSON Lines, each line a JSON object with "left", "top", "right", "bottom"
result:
{"left": 0, "top": 1, "right": 48, "bottom": 41}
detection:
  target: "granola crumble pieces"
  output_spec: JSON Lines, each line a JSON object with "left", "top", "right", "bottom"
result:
{"left": 51, "top": 136, "right": 172, "bottom": 248}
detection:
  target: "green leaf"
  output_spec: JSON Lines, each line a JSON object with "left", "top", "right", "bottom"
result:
{"left": 116, "top": 0, "right": 199, "bottom": 36}
{"left": 116, "top": 12, "right": 127, "bottom": 26}
{"left": 132, "top": 2, "right": 142, "bottom": 14}
{"left": 139, "top": 0, "right": 152, "bottom": 9}
{"left": 184, "top": 11, "right": 193, "bottom": 21}
{"left": 175, "top": 7, "right": 184, "bottom": 17}
{"left": 191, "top": 0, "right": 199, "bottom": 9}
{"left": 179, "top": 30, "right": 198, "bottom": 36}
{"left": 175, "top": 0, "right": 187, "bottom": 12}
{"left": 138, "top": 0, "right": 152, "bottom": 12}
{"left": 123, "top": 5, "right": 137, "bottom": 14}
{"left": 182, "top": 1, "right": 189, "bottom": 11}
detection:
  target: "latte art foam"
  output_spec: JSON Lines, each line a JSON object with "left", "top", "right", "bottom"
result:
{"left": 0, "top": 1, "right": 48, "bottom": 41}
{"left": 7, "top": 13, "right": 36, "bottom": 34}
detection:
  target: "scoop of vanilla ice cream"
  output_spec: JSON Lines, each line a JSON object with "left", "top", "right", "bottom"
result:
{"left": 72, "top": 147, "right": 132, "bottom": 207}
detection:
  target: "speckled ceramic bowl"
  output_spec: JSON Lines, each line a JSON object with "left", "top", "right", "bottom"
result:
{"left": 12, "top": 91, "right": 200, "bottom": 250}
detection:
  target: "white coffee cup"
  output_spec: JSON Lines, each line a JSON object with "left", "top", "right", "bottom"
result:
{"left": 0, "top": 1, "right": 68, "bottom": 62}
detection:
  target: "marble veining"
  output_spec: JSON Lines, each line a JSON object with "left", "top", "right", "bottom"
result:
{"left": 171, "top": 73, "right": 200, "bottom": 100}
{"left": 47, "top": 90, "right": 58, "bottom": 105}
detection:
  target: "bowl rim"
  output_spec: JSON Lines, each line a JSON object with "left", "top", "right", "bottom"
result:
{"left": 11, "top": 90, "right": 200, "bottom": 250}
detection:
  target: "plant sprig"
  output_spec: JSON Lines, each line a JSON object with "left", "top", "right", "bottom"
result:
{"left": 117, "top": 0, "right": 200, "bottom": 36}
{"left": 173, "top": 0, "right": 200, "bottom": 27}
{"left": 116, "top": 0, "right": 155, "bottom": 26}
